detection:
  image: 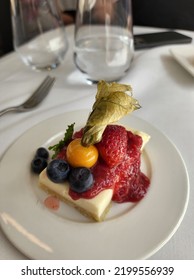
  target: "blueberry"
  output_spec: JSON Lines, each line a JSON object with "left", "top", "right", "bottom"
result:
{"left": 69, "top": 167, "right": 94, "bottom": 193}
{"left": 35, "top": 147, "right": 49, "bottom": 159}
{"left": 31, "top": 157, "right": 47, "bottom": 174}
{"left": 46, "top": 159, "right": 70, "bottom": 183}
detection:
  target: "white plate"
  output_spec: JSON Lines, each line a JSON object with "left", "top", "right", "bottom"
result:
{"left": 170, "top": 45, "right": 194, "bottom": 77}
{"left": 0, "top": 110, "right": 189, "bottom": 259}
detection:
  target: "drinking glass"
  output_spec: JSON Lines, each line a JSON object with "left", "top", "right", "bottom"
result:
{"left": 74, "top": 0, "right": 134, "bottom": 83}
{"left": 10, "top": 0, "right": 68, "bottom": 71}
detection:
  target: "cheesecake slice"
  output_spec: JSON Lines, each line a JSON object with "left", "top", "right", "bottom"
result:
{"left": 38, "top": 129, "right": 150, "bottom": 222}
{"left": 39, "top": 169, "right": 113, "bottom": 221}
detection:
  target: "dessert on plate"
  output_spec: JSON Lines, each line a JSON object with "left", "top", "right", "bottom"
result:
{"left": 35, "top": 81, "right": 151, "bottom": 222}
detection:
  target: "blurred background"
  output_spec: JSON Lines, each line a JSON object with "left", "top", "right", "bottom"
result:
{"left": 0, "top": 0, "right": 194, "bottom": 57}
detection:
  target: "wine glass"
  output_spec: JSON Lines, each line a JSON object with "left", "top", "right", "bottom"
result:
{"left": 74, "top": 0, "right": 134, "bottom": 83}
{"left": 10, "top": 0, "right": 68, "bottom": 71}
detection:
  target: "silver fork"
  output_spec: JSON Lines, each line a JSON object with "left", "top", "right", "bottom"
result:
{"left": 0, "top": 75, "right": 55, "bottom": 117}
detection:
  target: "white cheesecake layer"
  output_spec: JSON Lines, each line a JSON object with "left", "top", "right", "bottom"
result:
{"left": 39, "top": 169, "right": 113, "bottom": 222}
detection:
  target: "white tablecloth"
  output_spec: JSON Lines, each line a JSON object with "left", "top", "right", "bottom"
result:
{"left": 0, "top": 25, "right": 194, "bottom": 260}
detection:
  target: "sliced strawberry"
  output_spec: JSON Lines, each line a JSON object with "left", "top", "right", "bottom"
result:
{"left": 112, "top": 154, "right": 139, "bottom": 202}
{"left": 96, "top": 125, "right": 128, "bottom": 167}
{"left": 112, "top": 130, "right": 149, "bottom": 203}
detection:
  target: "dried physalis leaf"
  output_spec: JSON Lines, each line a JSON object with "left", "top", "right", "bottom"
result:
{"left": 81, "top": 80, "right": 141, "bottom": 146}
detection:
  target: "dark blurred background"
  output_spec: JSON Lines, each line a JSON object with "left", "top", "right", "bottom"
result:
{"left": 0, "top": 0, "right": 194, "bottom": 57}
{"left": 0, "top": 0, "right": 13, "bottom": 56}
{"left": 132, "top": 0, "right": 194, "bottom": 31}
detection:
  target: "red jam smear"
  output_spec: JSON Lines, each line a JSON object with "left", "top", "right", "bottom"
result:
{"left": 44, "top": 196, "right": 60, "bottom": 210}
{"left": 58, "top": 127, "right": 150, "bottom": 203}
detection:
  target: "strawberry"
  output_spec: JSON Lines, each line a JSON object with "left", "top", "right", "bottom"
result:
{"left": 96, "top": 125, "right": 128, "bottom": 167}
{"left": 112, "top": 131, "right": 149, "bottom": 202}
{"left": 112, "top": 155, "right": 144, "bottom": 202}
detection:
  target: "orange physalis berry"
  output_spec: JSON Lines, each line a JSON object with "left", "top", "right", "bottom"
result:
{"left": 66, "top": 138, "right": 98, "bottom": 168}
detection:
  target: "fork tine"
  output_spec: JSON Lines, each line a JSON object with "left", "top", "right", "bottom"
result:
{"left": 23, "top": 76, "right": 55, "bottom": 108}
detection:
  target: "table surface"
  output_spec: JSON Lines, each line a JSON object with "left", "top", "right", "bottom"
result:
{"left": 0, "top": 25, "right": 194, "bottom": 260}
